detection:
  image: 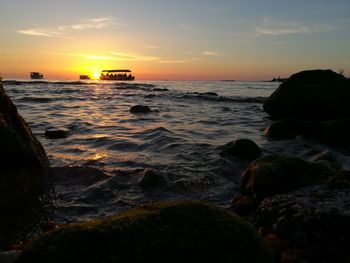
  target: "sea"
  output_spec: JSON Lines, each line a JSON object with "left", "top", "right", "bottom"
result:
{"left": 3, "top": 79, "right": 350, "bottom": 225}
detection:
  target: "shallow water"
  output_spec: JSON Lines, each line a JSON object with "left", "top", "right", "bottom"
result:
{"left": 3, "top": 80, "right": 350, "bottom": 223}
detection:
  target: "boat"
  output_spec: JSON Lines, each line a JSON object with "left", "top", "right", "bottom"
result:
{"left": 100, "top": 69, "right": 135, "bottom": 81}
{"left": 79, "top": 75, "right": 90, "bottom": 80}
{"left": 30, "top": 72, "right": 44, "bottom": 79}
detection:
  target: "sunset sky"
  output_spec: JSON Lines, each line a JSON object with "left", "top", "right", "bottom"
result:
{"left": 0, "top": 0, "right": 349, "bottom": 80}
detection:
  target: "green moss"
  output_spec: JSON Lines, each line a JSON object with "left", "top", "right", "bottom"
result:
{"left": 15, "top": 201, "right": 275, "bottom": 263}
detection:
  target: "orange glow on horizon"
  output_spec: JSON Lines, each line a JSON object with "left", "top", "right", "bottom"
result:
{"left": 93, "top": 72, "right": 100, "bottom": 79}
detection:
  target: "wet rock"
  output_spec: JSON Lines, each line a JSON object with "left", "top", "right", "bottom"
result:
{"left": 0, "top": 82, "right": 49, "bottom": 208}
{"left": 220, "top": 138, "right": 261, "bottom": 161}
{"left": 240, "top": 155, "right": 331, "bottom": 201}
{"left": 308, "top": 150, "right": 342, "bottom": 172}
{"left": 45, "top": 128, "right": 70, "bottom": 139}
{"left": 256, "top": 185, "right": 350, "bottom": 263}
{"left": 264, "top": 118, "right": 350, "bottom": 147}
{"left": 0, "top": 250, "right": 20, "bottom": 263}
{"left": 129, "top": 105, "right": 151, "bottom": 113}
{"left": 263, "top": 69, "right": 350, "bottom": 120}
{"left": 15, "top": 201, "right": 274, "bottom": 263}
{"left": 138, "top": 169, "right": 167, "bottom": 190}
{"left": 327, "top": 170, "right": 350, "bottom": 189}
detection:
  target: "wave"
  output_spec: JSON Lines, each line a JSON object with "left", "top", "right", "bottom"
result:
{"left": 3, "top": 80, "right": 93, "bottom": 85}
{"left": 181, "top": 93, "right": 266, "bottom": 103}
{"left": 113, "top": 83, "right": 168, "bottom": 92}
{"left": 17, "top": 96, "right": 53, "bottom": 103}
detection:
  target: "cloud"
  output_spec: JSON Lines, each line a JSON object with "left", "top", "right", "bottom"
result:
{"left": 108, "top": 52, "right": 160, "bottom": 62}
{"left": 255, "top": 25, "right": 311, "bottom": 35}
{"left": 18, "top": 16, "right": 120, "bottom": 37}
{"left": 201, "top": 51, "right": 218, "bottom": 55}
{"left": 18, "top": 29, "right": 60, "bottom": 37}
{"left": 159, "top": 60, "right": 187, "bottom": 63}
{"left": 255, "top": 17, "right": 332, "bottom": 36}
{"left": 45, "top": 50, "right": 192, "bottom": 64}
{"left": 177, "top": 23, "right": 191, "bottom": 30}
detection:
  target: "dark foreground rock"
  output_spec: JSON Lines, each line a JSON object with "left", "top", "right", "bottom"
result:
{"left": 15, "top": 201, "right": 275, "bottom": 263}
{"left": 263, "top": 69, "right": 350, "bottom": 120}
{"left": 240, "top": 155, "right": 331, "bottom": 200}
{"left": 265, "top": 118, "right": 350, "bottom": 147}
{"left": 0, "top": 82, "right": 49, "bottom": 208}
{"left": 257, "top": 185, "right": 350, "bottom": 263}
{"left": 220, "top": 138, "right": 261, "bottom": 161}
{"left": 129, "top": 105, "right": 151, "bottom": 113}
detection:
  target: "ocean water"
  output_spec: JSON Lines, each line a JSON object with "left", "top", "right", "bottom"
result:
{"left": 3, "top": 80, "right": 349, "bottom": 223}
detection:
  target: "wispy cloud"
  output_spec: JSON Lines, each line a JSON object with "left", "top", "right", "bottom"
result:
{"left": 108, "top": 52, "right": 160, "bottom": 62}
{"left": 255, "top": 17, "right": 332, "bottom": 36}
{"left": 201, "top": 51, "right": 218, "bottom": 55}
{"left": 18, "top": 29, "right": 60, "bottom": 37}
{"left": 18, "top": 16, "right": 119, "bottom": 37}
{"left": 159, "top": 60, "right": 187, "bottom": 63}
{"left": 177, "top": 23, "right": 191, "bottom": 30}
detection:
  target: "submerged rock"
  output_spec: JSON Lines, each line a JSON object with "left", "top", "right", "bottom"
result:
{"left": 45, "top": 128, "right": 70, "bottom": 139}
{"left": 15, "top": 201, "right": 274, "bottom": 263}
{"left": 263, "top": 69, "right": 350, "bottom": 120}
{"left": 129, "top": 105, "right": 151, "bottom": 113}
{"left": 0, "top": 82, "right": 49, "bottom": 208}
{"left": 138, "top": 169, "right": 167, "bottom": 190}
{"left": 220, "top": 138, "right": 261, "bottom": 161}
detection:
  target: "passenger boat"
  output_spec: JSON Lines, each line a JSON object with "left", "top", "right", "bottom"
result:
{"left": 79, "top": 75, "right": 91, "bottom": 80}
{"left": 100, "top": 70, "right": 135, "bottom": 81}
{"left": 30, "top": 72, "right": 44, "bottom": 79}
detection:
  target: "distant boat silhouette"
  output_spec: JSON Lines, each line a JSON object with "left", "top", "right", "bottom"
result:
{"left": 30, "top": 72, "right": 44, "bottom": 79}
{"left": 79, "top": 75, "right": 90, "bottom": 80}
{"left": 100, "top": 69, "right": 135, "bottom": 81}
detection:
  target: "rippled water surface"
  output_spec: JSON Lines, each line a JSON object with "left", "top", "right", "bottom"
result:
{"left": 4, "top": 80, "right": 347, "bottom": 223}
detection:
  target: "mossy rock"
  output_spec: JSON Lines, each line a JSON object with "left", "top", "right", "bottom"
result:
{"left": 241, "top": 155, "right": 331, "bottom": 200}
{"left": 263, "top": 69, "right": 350, "bottom": 120}
{"left": 15, "top": 201, "right": 275, "bottom": 263}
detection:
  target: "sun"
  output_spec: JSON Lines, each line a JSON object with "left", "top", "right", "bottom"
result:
{"left": 93, "top": 71, "right": 100, "bottom": 79}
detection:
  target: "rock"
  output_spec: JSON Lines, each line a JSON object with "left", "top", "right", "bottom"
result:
{"left": 220, "top": 139, "right": 261, "bottom": 161}
{"left": 308, "top": 150, "right": 342, "bottom": 172}
{"left": 45, "top": 128, "right": 70, "bottom": 139}
{"left": 129, "top": 105, "right": 151, "bottom": 113}
{"left": 256, "top": 185, "right": 350, "bottom": 263}
{"left": 327, "top": 170, "right": 350, "bottom": 189}
{"left": 263, "top": 69, "right": 350, "bottom": 120}
{"left": 264, "top": 118, "right": 350, "bottom": 147}
{"left": 14, "top": 201, "right": 274, "bottom": 263}
{"left": 0, "top": 82, "right": 49, "bottom": 208}
{"left": 138, "top": 169, "right": 167, "bottom": 190}
{"left": 0, "top": 250, "right": 20, "bottom": 263}
{"left": 240, "top": 155, "right": 331, "bottom": 200}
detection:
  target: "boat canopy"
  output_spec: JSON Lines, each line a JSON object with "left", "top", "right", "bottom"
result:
{"left": 101, "top": 69, "right": 131, "bottom": 73}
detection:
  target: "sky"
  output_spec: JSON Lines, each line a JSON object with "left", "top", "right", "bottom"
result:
{"left": 0, "top": 0, "right": 349, "bottom": 80}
